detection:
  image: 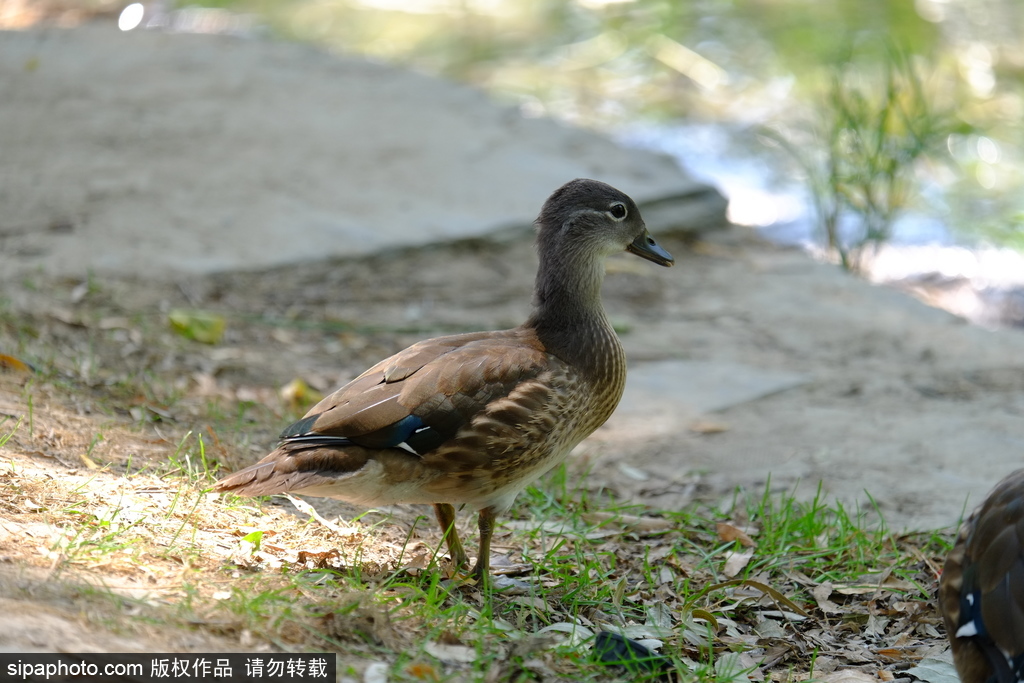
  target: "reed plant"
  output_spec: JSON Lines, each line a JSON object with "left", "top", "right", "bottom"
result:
{"left": 771, "top": 49, "right": 961, "bottom": 272}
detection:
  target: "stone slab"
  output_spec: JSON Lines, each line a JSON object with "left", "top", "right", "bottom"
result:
{"left": 0, "top": 25, "right": 725, "bottom": 279}
{"left": 607, "top": 360, "right": 809, "bottom": 437}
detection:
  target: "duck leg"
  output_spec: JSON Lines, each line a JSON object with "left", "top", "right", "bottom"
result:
{"left": 470, "top": 507, "right": 496, "bottom": 581}
{"left": 433, "top": 503, "right": 470, "bottom": 570}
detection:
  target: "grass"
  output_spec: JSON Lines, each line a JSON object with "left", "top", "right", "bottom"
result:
{"left": 164, "top": 431, "right": 217, "bottom": 483}
{"left": 0, "top": 405, "right": 953, "bottom": 681}
{"left": 0, "top": 415, "right": 20, "bottom": 448}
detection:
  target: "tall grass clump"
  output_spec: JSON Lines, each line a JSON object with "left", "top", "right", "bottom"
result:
{"left": 771, "top": 48, "right": 963, "bottom": 272}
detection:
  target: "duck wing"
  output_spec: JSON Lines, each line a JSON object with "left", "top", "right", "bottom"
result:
{"left": 281, "top": 328, "right": 550, "bottom": 455}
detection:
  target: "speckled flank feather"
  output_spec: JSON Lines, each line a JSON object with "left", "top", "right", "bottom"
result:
{"left": 940, "top": 468, "right": 1024, "bottom": 683}
{"left": 212, "top": 178, "right": 674, "bottom": 580}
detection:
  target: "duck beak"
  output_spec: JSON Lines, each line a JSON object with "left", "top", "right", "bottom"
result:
{"left": 627, "top": 231, "right": 674, "bottom": 267}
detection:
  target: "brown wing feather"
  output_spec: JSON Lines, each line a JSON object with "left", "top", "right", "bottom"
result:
{"left": 214, "top": 448, "right": 370, "bottom": 495}
{"left": 295, "top": 328, "right": 550, "bottom": 444}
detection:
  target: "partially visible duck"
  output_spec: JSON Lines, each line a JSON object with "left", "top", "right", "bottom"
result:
{"left": 940, "top": 469, "right": 1024, "bottom": 683}
{"left": 212, "top": 178, "right": 674, "bottom": 581}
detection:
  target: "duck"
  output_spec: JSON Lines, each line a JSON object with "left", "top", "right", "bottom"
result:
{"left": 939, "top": 468, "right": 1024, "bottom": 683}
{"left": 211, "top": 178, "right": 674, "bottom": 582}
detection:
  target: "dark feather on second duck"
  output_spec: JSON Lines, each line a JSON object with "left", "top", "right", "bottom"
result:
{"left": 940, "top": 468, "right": 1024, "bottom": 683}
{"left": 212, "top": 178, "right": 674, "bottom": 581}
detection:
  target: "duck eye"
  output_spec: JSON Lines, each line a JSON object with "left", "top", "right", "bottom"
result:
{"left": 608, "top": 203, "right": 627, "bottom": 220}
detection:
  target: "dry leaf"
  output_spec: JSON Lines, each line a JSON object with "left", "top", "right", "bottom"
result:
{"left": 832, "top": 584, "right": 877, "bottom": 595}
{"left": 617, "top": 462, "right": 651, "bottom": 481}
{"left": 819, "top": 671, "right": 883, "bottom": 683}
{"left": 98, "top": 316, "right": 132, "bottom": 330}
{"left": 405, "top": 661, "right": 440, "bottom": 679}
{"left": 716, "top": 651, "right": 758, "bottom": 683}
{"left": 424, "top": 641, "right": 476, "bottom": 663}
{"left": 703, "top": 579, "right": 810, "bottom": 617}
{"left": 280, "top": 377, "right": 323, "bottom": 411}
{"left": 364, "top": 662, "right": 389, "bottom": 683}
{"left": 906, "top": 657, "right": 960, "bottom": 683}
{"left": 537, "top": 622, "right": 594, "bottom": 648}
{"left": 512, "top": 596, "right": 550, "bottom": 612}
{"left": 876, "top": 648, "right": 919, "bottom": 662}
{"left": 690, "top": 418, "right": 729, "bottom": 434}
{"left": 812, "top": 582, "right": 842, "bottom": 614}
{"left": 754, "top": 619, "right": 788, "bottom": 638}
{"left": 168, "top": 309, "right": 226, "bottom": 344}
{"left": 582, "top": 511, "right": 674, "bottom": 533}
{"left": 45, "top": 307, "right": 83, "bottom": 326}
{"left": 717, "top": 522, "right": 756, "bottom": 547}
{"left": 723, "top": 549, "right": 754, "bottom": 577}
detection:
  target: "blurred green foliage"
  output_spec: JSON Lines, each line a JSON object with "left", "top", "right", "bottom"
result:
{"left": 769, "top": 49, "right": 968, "bottom": 271}
{"left": 177, "top": 0, "right": 953, "bottom": 120}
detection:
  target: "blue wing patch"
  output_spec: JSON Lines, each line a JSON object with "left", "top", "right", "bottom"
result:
{"left": 280, "top": 413, "right": 445, "bottom": 456}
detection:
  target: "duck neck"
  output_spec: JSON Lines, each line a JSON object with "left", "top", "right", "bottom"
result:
{"left": 525, "top": 246, "right": 623, "bottom": 378}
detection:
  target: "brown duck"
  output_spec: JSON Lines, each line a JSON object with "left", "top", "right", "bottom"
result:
{"left": 212, "top": 178, "right": 674, "bottom": 581}
{"left": 940, "top": 468, "right": 1024, "bottom": 683}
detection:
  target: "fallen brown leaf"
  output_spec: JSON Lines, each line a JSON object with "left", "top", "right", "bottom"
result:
{"left": 819, "top": 671, "right": 882, "bottom": 683}
{"left": 717, "top": 522, "right": 756, "bottom": 547}
{"left": 812, "top": 582, "right": 843, "bottom": 614}
{"left": 723, "top": 549, "right": 753, "bottom": 577}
